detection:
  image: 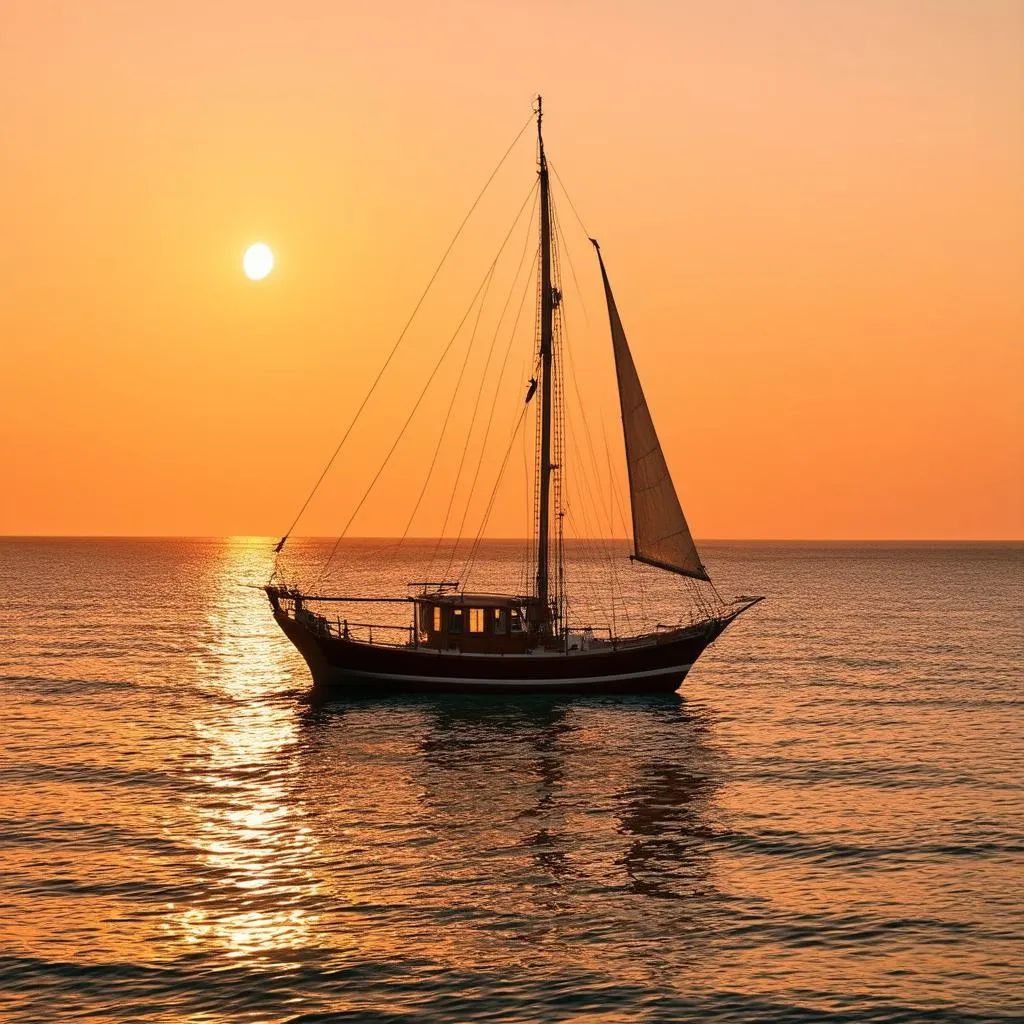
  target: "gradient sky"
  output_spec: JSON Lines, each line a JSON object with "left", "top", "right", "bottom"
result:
{"left": 2, "top": 0, "right": 1022, "bottom": 539}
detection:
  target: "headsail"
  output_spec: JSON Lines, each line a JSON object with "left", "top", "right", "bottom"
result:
{"left": 592, "top": 241, "right": 710, "bottom": 582}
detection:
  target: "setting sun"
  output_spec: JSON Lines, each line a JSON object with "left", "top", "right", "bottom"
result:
{"left": 243, "top": 242, "right": 274, "bottom": 281}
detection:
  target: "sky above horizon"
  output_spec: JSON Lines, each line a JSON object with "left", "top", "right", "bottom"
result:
{"left": 2, "top": 0, "right": 1022, "bottom": 540}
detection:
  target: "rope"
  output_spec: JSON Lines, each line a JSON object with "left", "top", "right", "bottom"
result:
{"left": 315, "top": 181, "right": 539, "bottom": 587}
{"left": 437, "top": 243, "right": 540, "bottom": 584}
{"left": 550, "top": 160, "right": 591, "bottom": 241}
{"left": 381, "top": 260, "right": 498, "bottom": 566}
{"left": 269, "top": 111, "right": 535, "bottom": 572}
{"left": 458, "top": 400, "right": 533, "bottom": 583}
{"left": 550, "top": 188, "right": 589, "bottom": 325}
{"left": 518, "top": 419, "right": 533, "bottom": 594}
{"left": 380, "top": 188, "right": 540, "bottom": 568}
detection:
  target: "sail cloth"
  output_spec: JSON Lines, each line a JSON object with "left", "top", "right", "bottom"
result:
{"left": 592, "top": 241, "right": 711, "bottom": 582}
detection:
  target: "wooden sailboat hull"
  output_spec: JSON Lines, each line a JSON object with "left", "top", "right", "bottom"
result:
{"left": 273, "top": 609, "right": 732, "bottom": 695}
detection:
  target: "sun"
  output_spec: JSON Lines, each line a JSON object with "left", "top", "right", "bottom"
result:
{"left": 243, "top": 242, "right": 274, "bottom": 281}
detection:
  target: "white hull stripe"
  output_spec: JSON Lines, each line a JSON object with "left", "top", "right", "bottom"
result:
{"left": 323, "top": 664, "right": 694, "bottom": 687}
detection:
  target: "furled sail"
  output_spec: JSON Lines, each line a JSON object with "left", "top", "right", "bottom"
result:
{"left": 592, "top": 241, "right": 710, "bottom": 582}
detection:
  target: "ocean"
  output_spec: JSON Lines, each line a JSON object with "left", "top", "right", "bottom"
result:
{"left": 1, "top": 538, "right": 1021, "bottom": 1023}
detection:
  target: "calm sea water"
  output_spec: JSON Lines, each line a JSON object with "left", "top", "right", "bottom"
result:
{"left": 1, "top": 538, "right": 1021, "bottom": 1023}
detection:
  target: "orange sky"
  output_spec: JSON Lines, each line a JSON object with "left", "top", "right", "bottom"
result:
{"left": 2, "top": 0, "right": 1022, "bottom": 540}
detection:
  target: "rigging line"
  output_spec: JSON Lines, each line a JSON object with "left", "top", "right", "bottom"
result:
{"left": 518, "top": 375, "right": 538, "bottom": 599}
{"left": 557, "top": 275, "right": 622, "bottom": 565}
{"left": 461, "top": 353, "right": 539, "bottom": 589}
{"left": 600, "top": 420, "right": 632, "bottom": 634}
{"left": 687, "top": 575, "right": 714, "bottom": 620}
{"left": 270, "top": 110, "right": 535, "bottom": 566}
{"left": 427, "top": 249, "right": 539, "bottom": 584}
{"left": 549, "top": 160, "right": 591, "bottom": 241}
{"left": 380, "top": 258, "right": 499, "bottom": 571}
{"left": 425, "top": 244, "right": 538, "bottom": 586}
{"left": 599, "top": 419, "right": 633, "bottom": 542}
{"left": 636, "top": 555, "right": 649, "bottom": 626}
{"left": 383, "top": 187, "right": 538, "bottom": 570}
{"left": 430, "top": 217, "right": 539, "bottom": 584}
{"left": 315, "top": 181, "right": 541, "bottom": 588}
{"left": 702, "top": 572, "right": 727, "bottom": 612}
{"left": 518, "top": 419, "right": 532, "bottom": 595}
{"left": 551, "top": 194, "right": 589, "bottom": 325}
{"left": 559, "top": 323, "right": 630, "bottom": 630}
{"left": 562, "top": 515, "right": 608, "bottom": 630}
{"left": 458, "top": 399, "right": 532, "bottom": 584}
{"left": 559, "top": 495, "right": 601, "bottom": 614}
{"left": 460, "top": 354, "right": 540, "bottom": 589}
{"left": 565, "top": 423, "right": 619, "bottom": 629}
{"left": 439, "top": 240, "right": 541, "bottom": 584}
{"left": 562, "top": 417, "right": 615, "bottom": 611}
{"left": 549, "top": 201, "right": 569, "bottom": 621}
{"left": 556, "top": 270, "right": 618, "bottom": 575}
{"left": 561, "top": 504, "right": 614, "bottom": 631}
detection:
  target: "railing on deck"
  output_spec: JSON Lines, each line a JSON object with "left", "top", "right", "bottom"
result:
{"left": 274, "top": 591, "right": 716, "bottom": 652}
{"left": 298, "top": 608, "right": 415, "bottom": 647}
{"left": 330, "top": 619, "right": 415, "bottom": 647}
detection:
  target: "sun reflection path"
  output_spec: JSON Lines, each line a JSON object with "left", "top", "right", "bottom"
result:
{"left": 171, "top": 538, "right": 324, "bottom": 965}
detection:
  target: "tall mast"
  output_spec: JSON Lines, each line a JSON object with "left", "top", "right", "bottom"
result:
{"left": 535, "top": 97, "right": 554, "bottom": 624}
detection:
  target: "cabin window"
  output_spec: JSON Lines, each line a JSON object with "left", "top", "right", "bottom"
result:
{"left": 493, "top": 608, "right": 508, "bottom": 634}
{"left": 433, "top": 606, "right": 442, "bottom": 632}
{"left": 510, "top": 608, "right": 524, "bottom": 632}
{"left": 469, "top": 608, "right": 485, "bottom": 633}
{"left": 449, "top": 608, "right": 464, "bottom": 634}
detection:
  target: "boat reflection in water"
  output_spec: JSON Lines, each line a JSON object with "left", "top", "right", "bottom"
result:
{"left": 616, "top": 756, "right": 719, "bottom": 903}
{"left": 292, "top": 692, "right": 723, "bottom": 965}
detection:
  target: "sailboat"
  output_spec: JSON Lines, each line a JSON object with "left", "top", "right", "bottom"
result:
{"left": 266, "top": 100, "right": 762, "bottom": 694}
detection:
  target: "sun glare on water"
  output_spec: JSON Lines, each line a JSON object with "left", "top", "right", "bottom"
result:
{"left": 243, "top": 242, "right": 274, "bottom": 281}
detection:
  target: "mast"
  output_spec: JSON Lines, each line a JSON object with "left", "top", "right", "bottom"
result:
{"left": 535, "top": 97, "right": 554, "bottom": 625}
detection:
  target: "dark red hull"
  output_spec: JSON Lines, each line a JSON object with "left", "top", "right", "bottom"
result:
{"left": 274, "top": 609, "right": 733, "bottom": 695}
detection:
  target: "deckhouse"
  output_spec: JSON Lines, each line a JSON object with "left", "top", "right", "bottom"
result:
{"left": 414, "top": 593, "right": 544, "bottom": 653}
